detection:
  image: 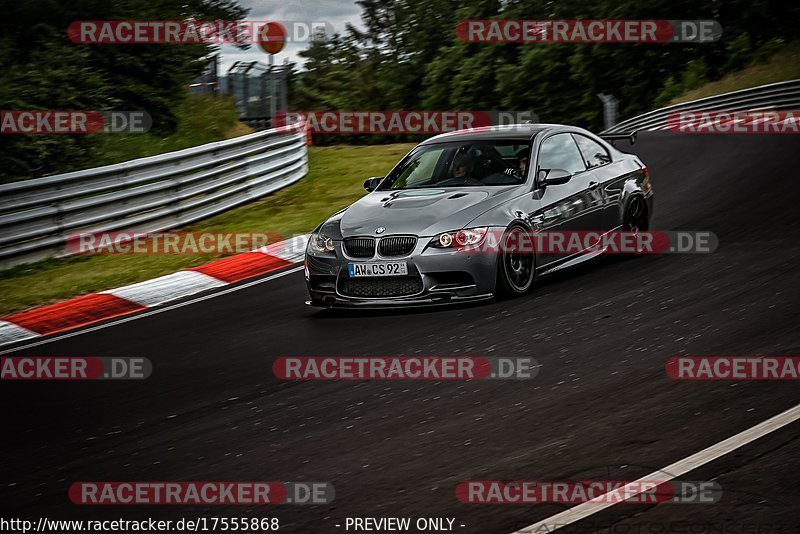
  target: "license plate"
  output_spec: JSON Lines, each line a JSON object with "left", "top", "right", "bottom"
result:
{"left": 348, "top": 262, "right": 408, "bottom": 277}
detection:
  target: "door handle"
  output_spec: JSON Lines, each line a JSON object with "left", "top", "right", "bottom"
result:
{"left": 588, "top": 181, "right": 599, "bottom": 189}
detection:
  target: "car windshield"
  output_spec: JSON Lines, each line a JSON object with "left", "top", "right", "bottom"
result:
{"left": 380, "top": 140, "right": 530, "bottom": 190}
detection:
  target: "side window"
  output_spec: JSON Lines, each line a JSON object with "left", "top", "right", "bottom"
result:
{"left": 573, "top": 134, "right": 611, "bottom": 168}
{"left": 537, "top": 133, "right": 586, "bottom": 175}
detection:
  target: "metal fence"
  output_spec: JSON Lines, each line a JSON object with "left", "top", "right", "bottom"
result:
{"left": 188, "top": 57, "right": 290, "bottom": 130}
{"left": 602, "top": 79, "right": 800, "bottom": 133}
{"left": 187, "top": 54, "right": 220, "bottom": 96}
{"left": 0, "top": 121, "right": 307, "bottom": 269}
{"left": 226, "top": 61, "right": 289, "bottom": 129}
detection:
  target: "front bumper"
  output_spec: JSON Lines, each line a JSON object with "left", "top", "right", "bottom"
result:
{"left": 305, "top": 236, "right": 499, "bottom": 308}
{"left": 305, "top": 293, "right": 493, "bottom": 309}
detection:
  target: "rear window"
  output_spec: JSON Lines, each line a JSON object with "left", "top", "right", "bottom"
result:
{"left": 573, "top": 134, "right": 612, "bottom": 168}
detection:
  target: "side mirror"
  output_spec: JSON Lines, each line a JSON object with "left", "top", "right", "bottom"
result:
{"left": 363, "top": 176, "right": 383, "bottom": 192}
{"left": 538, "top": 168, "right": 572, "bottom": 187}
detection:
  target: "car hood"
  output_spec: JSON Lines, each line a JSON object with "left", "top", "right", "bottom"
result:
{"left": 338, "top": 187, "right": 516, "bottom": 237}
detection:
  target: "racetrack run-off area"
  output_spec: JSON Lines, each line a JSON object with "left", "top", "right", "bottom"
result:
{"left": 2, "top": 132, "right": 799, "bottom": 532}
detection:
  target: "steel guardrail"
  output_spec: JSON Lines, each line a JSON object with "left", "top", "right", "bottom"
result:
{"left": 0, "top": 121, "right": 308, "bottom": 269}
{"left": 602, "top": 79, "right": 800, "bottom": 134}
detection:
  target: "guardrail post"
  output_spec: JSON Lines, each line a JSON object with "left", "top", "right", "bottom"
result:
{"left": 597, "top": 93, "right": 619, "bottom": 131}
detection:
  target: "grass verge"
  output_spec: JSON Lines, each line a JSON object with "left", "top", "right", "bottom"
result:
{"left": 670, "top": 42, "right": 800, "bottom": 105}
{"left": 0, "top": 143, "right": 413, "bottom": 315}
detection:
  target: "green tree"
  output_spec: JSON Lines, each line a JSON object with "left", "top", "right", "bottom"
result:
{"left": 292, "top": 0, "right": 800, "bottom": 135}
{"left": 0, "top": 0, "right": 247, "bottom": 180}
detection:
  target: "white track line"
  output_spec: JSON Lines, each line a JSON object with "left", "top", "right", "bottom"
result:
{"left": 512, "top": 402, "right": 800, "bottom": 533}
{"left": 0, "top": 266, "right": 304, "bottom": 354}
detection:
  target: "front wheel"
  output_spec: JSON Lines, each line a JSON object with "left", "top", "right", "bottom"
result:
{"left": 496, "top": 224, "right": 535, "bottom": 298}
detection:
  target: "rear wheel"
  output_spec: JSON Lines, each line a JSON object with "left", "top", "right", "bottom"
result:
{"left": 623, "top": 195, "right": 649, "bottom": 233}
{"left": 621, "top": 195, "right": 649, "bottom": 256}
{"left": 496, "top": 224, "right": 535, "bottom": 298}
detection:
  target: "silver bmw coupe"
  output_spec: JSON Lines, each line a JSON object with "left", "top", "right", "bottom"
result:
{"left": 305, "top": 124, "right": 653, "bottom": 308}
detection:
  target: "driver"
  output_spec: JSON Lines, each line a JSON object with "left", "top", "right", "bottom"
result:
{"left": 503, "top": 149, "right": 529, "bottom": 177}
{"left": 516, "top": 149, "right": 529, "bottom": 176}
{"left": 452, "top": 153, "right": 475, "bottom": 179}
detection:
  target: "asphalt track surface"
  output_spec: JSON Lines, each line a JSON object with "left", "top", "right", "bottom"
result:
{"left": 2, "top": 132, "right": 799, "bottom": 533}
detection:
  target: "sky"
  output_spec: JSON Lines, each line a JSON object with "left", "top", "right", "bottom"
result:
{"left": 216, "top": 0, "right": 364, "bottom": 73}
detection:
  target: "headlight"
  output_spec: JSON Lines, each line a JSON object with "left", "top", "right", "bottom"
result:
{"left": 309, "top": 232, "right": 336, "bottom": 254}
{"left": 429, "top": 227, "right": 488, "bottom": 248}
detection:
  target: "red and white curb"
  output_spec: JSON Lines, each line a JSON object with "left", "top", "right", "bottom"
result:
{"left": 0, "top": 234, "right": 308, "bottom": 348}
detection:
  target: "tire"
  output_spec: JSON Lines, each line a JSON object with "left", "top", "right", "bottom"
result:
{"left": 496, "top": 224, "right": 535, "bottom": 298}
{"left": 620, "top": 195, "right": 649, "bottom": 257}
{"left": 623, "top": 195, "right": 649, "bottom": 233}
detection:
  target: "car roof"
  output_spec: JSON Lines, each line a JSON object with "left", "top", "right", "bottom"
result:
{"left": 419, "top": 123, "right": 570, "bottom": 145}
